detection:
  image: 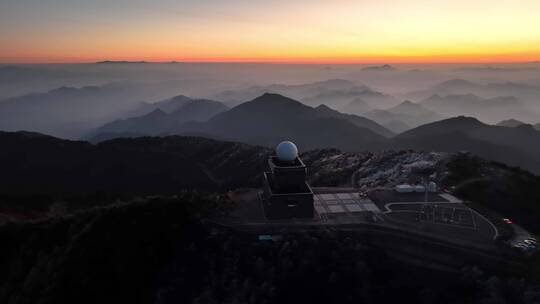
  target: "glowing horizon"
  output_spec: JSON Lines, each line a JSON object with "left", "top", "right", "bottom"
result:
{"left": 1, "top": 0, "right": 540, "bottom": 64}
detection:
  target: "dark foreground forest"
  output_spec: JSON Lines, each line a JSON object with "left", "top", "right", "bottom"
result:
{"left": 2, "top": 194, "right": 540, "bottom": 304}
{"left": 1, "top": 132, "right": 540, "bottom": 303}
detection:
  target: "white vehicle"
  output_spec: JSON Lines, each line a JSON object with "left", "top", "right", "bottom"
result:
{"left": 513, "top": 244, "right": 528, "bottom": 252}
{"left": 524, "top": 239, "right": 537, "bottom": 246}
{"left": 523, "top": 244, "right": 536, "bottom": 250}
{"left": 396, "top": 184, "right": 414, "bottom": 193}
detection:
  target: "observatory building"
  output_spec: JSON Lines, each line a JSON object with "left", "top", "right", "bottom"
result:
{"left": 261, "top": 141, "right": 314, "bottom": 219}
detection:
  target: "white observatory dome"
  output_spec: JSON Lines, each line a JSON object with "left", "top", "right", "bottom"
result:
{"left": 276, "top": 141, "right": 298, "bottom": 162}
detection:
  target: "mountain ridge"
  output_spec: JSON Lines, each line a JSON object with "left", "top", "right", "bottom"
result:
{"left": 193, "top": 93, "right": 389, "bottom": 150}
{"left": 87, "top": 97, "right": 229, "bottom": 139}
{"left": 393, "top": 116, "right": 540, "bottom": 173}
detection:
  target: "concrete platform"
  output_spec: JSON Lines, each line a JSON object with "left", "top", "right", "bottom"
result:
{"left": 222, "top": 188, "right": 379, "bottom": 226}
{"left": 368, "top": 188, "right": 498, "bottom": 242}
{"left": 207, "top": 188, "right": 510, "bottom": 273}
{"left": 216, "top": 187, "right": 498, "bottom": 248}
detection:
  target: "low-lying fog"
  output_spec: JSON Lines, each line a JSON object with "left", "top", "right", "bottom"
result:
{"left": 1, "top": 62, "right": 540, "bottom": 139}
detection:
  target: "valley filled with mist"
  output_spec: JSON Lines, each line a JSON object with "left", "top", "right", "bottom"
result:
{"left": 2, "top": 62, "right": 540, "bottom": 172}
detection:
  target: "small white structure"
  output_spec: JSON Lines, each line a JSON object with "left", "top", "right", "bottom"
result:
{"left": 414, "top": 185, "right": 426, "bottom": 192}
{"left": 395, "top": 184, "right": 414, "bottom": 193}
{"left": 276, "top": 141, "right": 298, "bottom": 162}
{"left": 428, "top": 181, "right": 438, "bottom": 193}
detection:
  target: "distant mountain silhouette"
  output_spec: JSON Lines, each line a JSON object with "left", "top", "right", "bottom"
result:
{"left": 301, "top": 87, "right": 367, "bottom": 107}
{"left": 0, "top": 65, "right": 79, "bottom": 98}
{"left": 361, "top": 64, "right": 396, "bottom": 71}
{"left": 89, "top": 109, "right": 169, "bottom": 138}
{"left": 179, "top": 93, "right": 389, "bottom": 151}
{"left": 496, "top": 119, "right": 527, "bottom": 128}
{"left": 388, "top": 100, "right": 432, "bottom": 116}
{"left": 393, "top": 116, "right": 540, "bottom": 173}
{"left": 406, "top": 79, "right": 540, "bottom": 116}
{"left": 348, "top": 88, "right": 400, "bottom": 109}
{"left": 95, "top": 61, "right": 147, "bottom": 64}
{"left": 434, "top": 79, "right": 479, "bottom": 91}
{"left": 314, "top": 104, "right": 394, "bottom": 137}
{"left": 121, "top": 94, "right": 218, "bottom": 117}
{"left": 341, "top": 98, "right": 372, "bottom": 115}
{"left": 87, "top": 93, "right": 540, "bottom": 173}
{"left": 0, "top": 86, "right": 147, "bottom": 138}
{"left": 301, "top": 86, "right": 398, "bottom": 110}
{"left": 89, "top": 98, "right": 228, "bottom": 139}
{"left": 396, "top": 116, "right": 486, "bottom": 138}
{"left": 535, "top": 123, "right": 540, "bottom": 131}
{"left": 151, "top": 94, "right": 198, "bottom": 113}
{"left": 214, "top": 79, "right": 359, "bottom": 106}
{"left": 364, "top": 101, "right": 443, "bottom": 133}
{"left": 420, "top": 94, "right": 535, "bottom": 123}
{"left": 213, "top": 79, "right": 398, "bottom": 109}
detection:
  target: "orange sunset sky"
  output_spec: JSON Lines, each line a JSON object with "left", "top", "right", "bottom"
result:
{"left": 1, "top": 0, "right": 540, "bottom": 64}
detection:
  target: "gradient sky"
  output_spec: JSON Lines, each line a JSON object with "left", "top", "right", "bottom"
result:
{"left": 1, "top": 0, "right": 540, "bottom": 63}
